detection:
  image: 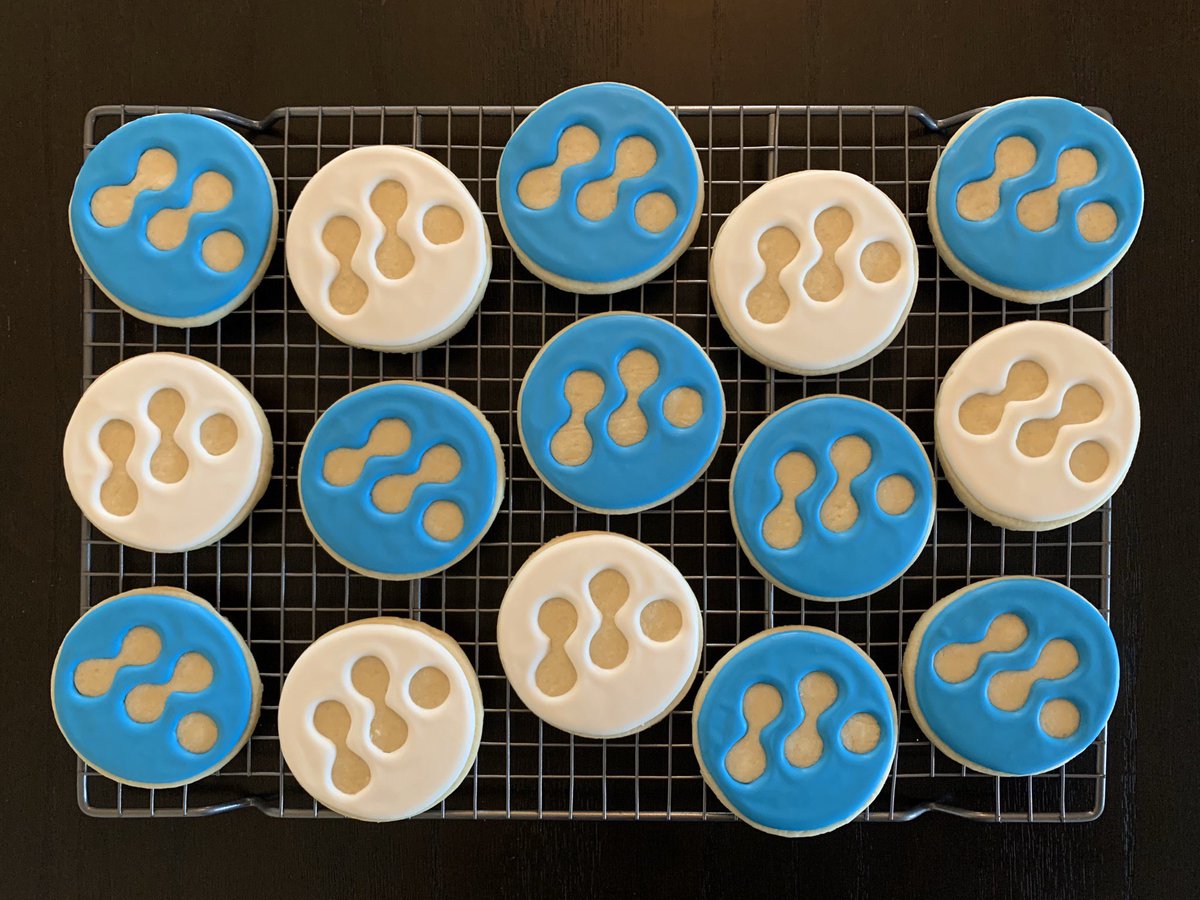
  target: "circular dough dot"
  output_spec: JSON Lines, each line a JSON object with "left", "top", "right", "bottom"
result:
{"left": 177, "top": 712, "right": 219, "bottom": 754}
{"left": 201, "top": 230, "right": 245, "bottom": 272}
{"left": 639, "top": 598, "right": 683, "bottom": 642}
{"left": 860, "top": 240, "right": 902, "bottom": 283}
{"left": 423, "top": 500, "right": 464, "bottom": 542}
{"left": 840, "top": 712, "right": 882, "bottom": 754}
{"left": 663, "top": 386, "right": 703, "bottom": 428}
{"left": 423, "top": 205, "right": 465, "bottom": 244}
{"left": 200, "top": 413, "right": 239, "bottom": 455}
{"left": 1077, "top": 201, "right": 1118, "bottom": 243}
{"left": 635, "top": 192, "right": 676, "bottom": 233}
{"left": 1069, "top": 440, "right": 1110, "bottom": 483}
{"left": 876, "top": 474, "right": 915, "bottom": 516}
{"left": 1040, "top": 698, "right": 1081, "bottom": 738}
{"left": 410, "top": 666, "right": 451, "bottom": 709}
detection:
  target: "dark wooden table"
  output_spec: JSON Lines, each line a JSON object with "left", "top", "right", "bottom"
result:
{"left": 3, "top": 1, "right": 1197, "bottom": 896}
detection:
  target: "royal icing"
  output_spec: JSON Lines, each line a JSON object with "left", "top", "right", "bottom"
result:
{"left": 63, "top": 353, "right": 270, "bottom": 552}
{"left": 496, "top": 532, "right": 703, "bottom": 738}
{"left": 299, "top": 382, "right": 503, "bottom": 578}
{"left": 51, "top": 589, "right": 258, "bottom": 787}
{"left": 69, "top": 113, "right": 277, "bottom": 323}
{"left": 935, "top": 321, "right": 1139, "bottom": 526}
{"left": 694, "top": 627, "right": 897, "bottom": 834}
{"left": 710, "top": 170, "right": 918, "bottom": 374}
{"left": 731, "top": 396, "right": 934, "bottom": 600}
{"left": 277, "top": 620, "right": 480, "bottom": 820}
{"left": 519, "top": 313, "right": 723, "bottom": 513}
{"left": 906, "top": 577, "right": 1118, "bottom": 776}
{"left": 497, "top": 83, "right": 701, "bottom": 286}
{"left": 285, "top": 146, "right": 490, "bottom": 351}
{"left": 931, "top": 97, "right": 1143, "bottom": 293}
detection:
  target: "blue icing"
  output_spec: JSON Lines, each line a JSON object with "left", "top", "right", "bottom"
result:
{"left": 912, "top": 577, "right": 1119, "bottom": 776}
{"left": 52, "top": 592, "right": 255, "bottom": 786}
{"left": 497, "top": 83, "right": 700, "bottom": 284}
{"left": 696, "top": 629, "right": 896, "bottom": 833}
{"left": 69, "top": 113, "right": 275, "bottom": 320}
{"left": 519, "top": 314, "right": 723, "bottom": 512}
{"left": 732, "top": 396, "right": 933, "bottom": 599}
{"left": 300, "top": 383, "right": 500, "bottom": 576}
{"left": 934, "top": 97, "right": 1142, "bottom": 292}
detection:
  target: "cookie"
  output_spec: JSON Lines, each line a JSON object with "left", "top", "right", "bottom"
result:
{"left": 51, "top": 587, "right": 261, "bottom": 789}
{"left": 497, "top": 531, "right": 702, "bottom": 739}
{"left": 285, "top": 146, "right": 491, "bottom": 352}
{"left": 929, "top": 97, "right": 1143, "bottom": 304}
{"left": 298, "top": 381, "right": 504, "bottom": 579}
{"left": 731, "top": 395, "right": 934, "bottom": 602}
{"left": 710, "top": 170, "right": 918, "bottom": 375}
{"left": 693, "top": 626, "right": 897, "bottom": 836}
{"left": 903, "top": 577, "right": 1119, "bottom": 776}
{"left": 69, "top": 113, "right": 278, "bottom": 327}
{"left": 935, "top": 320, "right": 1139, "bottom": 531}
{"left": 497, "top": 82, "right": 703, "bottom": 294}
{"left": 518, "top": 312, "right": 723, "bottom": 514}
{"left": 277, "top": 617, "right": 483, "bottom": 821}
{"left": 63, "top": 352, "right": 273, "bottom": 553}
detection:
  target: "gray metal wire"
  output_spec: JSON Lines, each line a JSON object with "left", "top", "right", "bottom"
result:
{"left": 77, "top": 103, "right": 1113, "bottom": 822}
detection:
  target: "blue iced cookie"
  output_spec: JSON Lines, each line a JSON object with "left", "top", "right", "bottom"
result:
{"left": 693, "top": 626, "right": 898, "bottom": 836}
{"left": 929, "top": 97, "right": 1142, "bottom": 304}
{"left": 69, "top": 113, "right": 278, "bottom": 326}
{"left": 299, "top": 382, "right": 504, "bottom": 579}
{"left": 903, "top": 577, "right": 1119, "bottom": 776}
{"left": 518, "top": 313, "right": 723, "bottom": 514}
{"left": 51, "top": 588, "right": 260, "bottom": 789}
{"left": 497, "top": 82, "right": 703, "bottom": 293}
{"left": 731, "top": 395, "right": 934, "bottom": 601}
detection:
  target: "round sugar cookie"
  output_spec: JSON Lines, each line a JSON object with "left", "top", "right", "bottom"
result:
{"left": 286, "top": 146, "right": 491, "bottom": 352}
{"left": 710, "top": 170, "right": 918, "bottom": 375}
{"left": 518, "top": 312, "right": 724, "bottom": 514}
{"left": 51, "top": 587, "right": 261, "bottom": 789}
{"left": 903, "top": 577, "right": 1119, "bottom": 777}
{"left": 497, "top": 82, "right": 703, "bottom": 294}
{"left": 63, "top": 352, "right": 273, "bottom": 553}
{"left": 298, "top": 381, "right": 504, "bottom": 579}
{"left": 934, "top": 320, "right": 1139, "bottom": 531}
{"left": 929, "top": 97, "right": 1143, "bottom": 304}
{"left": 69, "top": 113, "right": 278, "bottom": 327}
{"left": 497, "top": 532, "right": 703, "bottom": 739}
{"left": 278, "top": 617, "right": 483, "bottom": 821}
{"left": 693, "top": 626, "right": 897, "bottom": 837}
{"left": 731, "top": 395, "right": 934, "bottom": 602}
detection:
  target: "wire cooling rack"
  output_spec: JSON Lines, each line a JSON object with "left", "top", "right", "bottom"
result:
{"left": 77, "top": 102, "right": 1114, "bottom": 822}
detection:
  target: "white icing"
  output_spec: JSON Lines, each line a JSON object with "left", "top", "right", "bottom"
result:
{"left": 62, "top": 353, "right": 267, "bottom": 552}
{"left": 277, "top": 621, "right": 479, "bottom": 821}
{"left": 709, "top": 170, "right": 917, "bottom": 373}
{"left": 285, "top": 146, "right": 489, "bottom": 351}
{"left": 935, "top": 321, "right": 1140, "bottom": 524}
{"left": 496, "top": 533, "right": 703, "bottom": 738}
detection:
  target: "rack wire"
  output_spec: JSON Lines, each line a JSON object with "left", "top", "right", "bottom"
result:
{"left": 78, "top": 102, "right": 1114, "bottom": 821}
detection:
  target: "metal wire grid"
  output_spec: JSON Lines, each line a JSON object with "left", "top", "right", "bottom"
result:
{"left": 77, "top": 102, "right": 1114, "bottom": 822}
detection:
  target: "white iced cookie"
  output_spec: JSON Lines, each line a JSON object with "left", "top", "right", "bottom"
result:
{"left": 497, "top": 531, "right": 703, "bottom": 739}
{"left": 709, "top": 170, "right": 918, "bottom": 375}
{"left": 286, "top": 146, "right": 491, "bottom": 352}
{"left": 63, "top": 352, "right": 273, "bottom": 552}
{"left": 935, "top": 321, "right": 1139, "bottom": 530}
{"left": 277, "top": 617, "right": 483, "bottom": 822}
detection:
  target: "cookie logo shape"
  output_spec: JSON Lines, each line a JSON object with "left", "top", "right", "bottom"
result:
{"left": 934, "top": 320, "right": 1139, "bottom": 529}
{"left": 693, "top": 627, "right": 897, "bottom": 836}
{"left": 903, "top": 577, "right": 1119, "bottom": 776}
{"left": 286, "top": 146, "right": 491, "bottom": 351}
{"left": 731, "top": 395, "right": 934, "bottom": 601}
{"left": 710, "top": 170, "right": 918, "bottom": 375}
{"left": 929, "top": 97, "right": 1142, "bottom": 303}
{"left": 518, "top": 313, "right": 724, "bottom": 514}
{"left": 51, "top": 589, "right": 260, "bottom": 788}
{"left": 69, "top": 113, "right": 278, "bottom": 326}
{"left": 497, "top": 532, "right": 703, "bottom": 738}
{"left": 497, "top": 82, "right": 703, "bottom": 292}
{"left": 298, "top": 381, "right": 504, "bottom": 579}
